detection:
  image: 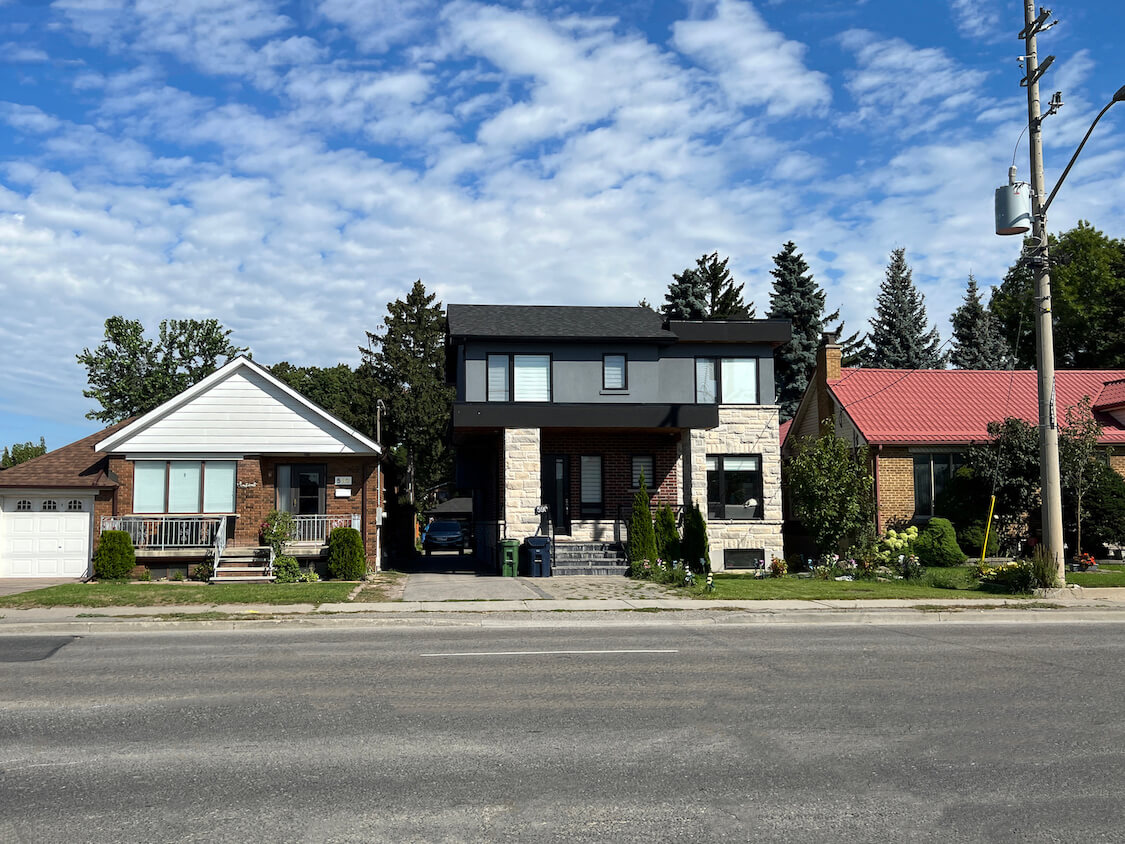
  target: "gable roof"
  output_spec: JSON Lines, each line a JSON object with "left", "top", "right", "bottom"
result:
{"left": 96, "top": 356, "right": 381, "bottom": 456}
{"left": 829, "top": 369, "right": 1125, "bottom": 445}
{"left": 0, "top": 419, "right": 131, "bottom": 490}
{"left": 447, "top": 305, "right": 675, "bottom": 341}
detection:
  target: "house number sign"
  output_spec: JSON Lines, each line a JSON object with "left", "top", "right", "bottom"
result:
{"left": 334, "top": 476, "right": 352, "bottom": 486}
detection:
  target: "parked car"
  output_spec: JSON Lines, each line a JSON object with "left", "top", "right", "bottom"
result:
{"left": 423, "top": 520, "right": 469, "bottom": 555}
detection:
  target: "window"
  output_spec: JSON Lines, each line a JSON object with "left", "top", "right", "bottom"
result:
{"left": 706, "top": 455, "right": 764, "bottom": 520}
{"left": 631, "top": 455, "right": 654, "bottom": 489}
{"left": 41, "top": 500, "right": 58, "bottom": 511}
{"left": 487, "top": 354, "right": 509, "bottom": 402}
{"left": 724, "top": 548, "right": 766, "bottom": 570}
{"left": 16, "top": 500, "right": 31, "bottom": 511}
{"left": 513, "top": 355, "right": 551, "bottom": 401}
{"left": 913, "top": 453, "right": 966, "bottom": 516}
{"left": 603, "top": 354, "right": 627, "bottom": 390}
{"left": 695, "top": 358, "right": 759, "bottom": 404}
{"left": 67, "top": 500, "right": 84, "bottom": 511}
{"left": 277, "top": 464, "right": 326, "bottom": 516}
{"left": 580, "top": 455, "right": 603, "bottom": 516}
{"left": 132, "top": 460, "right": 237, "bottom": 514}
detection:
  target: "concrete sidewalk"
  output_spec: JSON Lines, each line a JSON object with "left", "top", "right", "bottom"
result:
{"left": 3, "top": 588, "right": 1125, "bottom": 633}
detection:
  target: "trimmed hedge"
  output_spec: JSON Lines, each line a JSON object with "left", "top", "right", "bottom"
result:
{"left": 93, "top": 530, "right": 136, "bottom": 580}
{"left": 327, "top": 527, "right": 367, "bottom": 580}
{"left": 914, "top": 517, "right": 966, "bottom": 567}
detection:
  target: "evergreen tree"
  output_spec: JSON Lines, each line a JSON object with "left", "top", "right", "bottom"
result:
{"left": 862, "top": 248, "right": 945, "bottom": 369}
{"left": 662, "top": 252, "right": 753, "bottom": 319}
{"left": 628, "top": 475, "right": 658, "bottom": 571}
{"left": 949, "top": 274, "right": 1010, "bottom": 370}
{"left": 359, "top": 280, "right": 454, "bottom": 508}
{"left": 767, "top": 241, "right": 859, "bottom": 420}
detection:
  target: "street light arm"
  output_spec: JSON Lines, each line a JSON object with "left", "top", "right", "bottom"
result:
{"left": 1041, "top": 90, "right": 1124, "bottom": 216}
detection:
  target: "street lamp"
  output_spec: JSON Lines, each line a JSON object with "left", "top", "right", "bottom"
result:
{"left": 994, "top": 4, "right": 1125, "bottom": 582}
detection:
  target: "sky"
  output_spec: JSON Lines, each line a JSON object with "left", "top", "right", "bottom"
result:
{"left": 2, "top": 0, "right": 1125, "bottom": 451}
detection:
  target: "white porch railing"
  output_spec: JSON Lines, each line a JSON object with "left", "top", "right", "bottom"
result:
{"left": 101, "top": 515, "right": 225, "bottom": 550}
{"left": 290, "top": 514, "right": 362, "bottom": 543}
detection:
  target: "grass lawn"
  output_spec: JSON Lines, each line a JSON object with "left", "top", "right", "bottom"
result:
{"left": 1065, "top": 570, "right": 1125, "bottom": 588}
{"left": 700, "top": 567, "right": 1004, "bottom": 600}
{"left": 0, "top": 581, "right": 357, "bottom": 609}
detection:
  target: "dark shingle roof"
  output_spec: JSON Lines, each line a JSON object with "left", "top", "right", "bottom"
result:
{"left": 0, "top": 419, "right": 132, "bottom": 489}
{"left": 447, "top": 305, "right": 675, "bottom": 341}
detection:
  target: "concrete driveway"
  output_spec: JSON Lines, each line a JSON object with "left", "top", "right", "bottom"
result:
{"left": 0, "top": 578, "right": 79, "bottom": 596}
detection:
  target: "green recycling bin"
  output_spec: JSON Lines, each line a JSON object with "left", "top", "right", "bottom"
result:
{"left": 500, "top": 539, "right": 521, "bottom": 577}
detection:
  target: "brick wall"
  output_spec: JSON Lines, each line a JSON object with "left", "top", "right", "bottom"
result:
{"left": 876, "top": 448, "right": 915, "bottom": 530}
{"left": 91, "top": 488, "right": 115, "bottom": 553}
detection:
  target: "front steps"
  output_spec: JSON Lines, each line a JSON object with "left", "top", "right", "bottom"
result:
{"left": 550, "top": 541, "right": 628, "bottom": 576}
{"left": 212, "top": 546, "right": 275, "bottom": 582}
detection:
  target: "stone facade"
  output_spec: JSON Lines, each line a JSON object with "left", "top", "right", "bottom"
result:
{"left": 686, "top": 405, "right": 783, "bottom": 571}
{"left": 502, "top": 428, "right": 542, "bottom": 539}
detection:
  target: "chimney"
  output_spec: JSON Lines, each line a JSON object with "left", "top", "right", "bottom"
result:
{"left": 816, "top": 332, "right": 842, "bottom": 434}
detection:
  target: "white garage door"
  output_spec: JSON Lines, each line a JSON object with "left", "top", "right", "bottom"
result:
{"left": 1, "top": 497, "right": 91, "bottom": 578}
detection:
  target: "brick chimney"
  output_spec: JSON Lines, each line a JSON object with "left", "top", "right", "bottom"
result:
{"left": 816, "top": 332, "right": 842, "bottom": 433}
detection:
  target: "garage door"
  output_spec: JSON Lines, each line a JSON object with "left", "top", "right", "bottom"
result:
{"left": 1, "top": 498, "right": 91, "bottom": 578}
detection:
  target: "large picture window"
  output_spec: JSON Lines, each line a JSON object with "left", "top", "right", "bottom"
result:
{"left": 133, "top": 460, "right": 236, "bottom": 514}
{"left": 513, "top": 355, "right": 551, "bottom": 401}
{"left": 913, "top": 453, "right": 966, "bottom": 516}
{"left": 706, "top": 455, "right": 764, "bottom": 520}
{"left": 695, "top": 358, "right": 759, "bottom": 404}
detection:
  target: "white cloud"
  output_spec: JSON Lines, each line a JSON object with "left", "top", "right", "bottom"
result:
{"left": 949, "top": 0, "right": 1002, "bottom": 41}
{"left": 672, "top": 0, "right": 831, "bottom": 117}
{"left": 315, "top": 0, "right": 435, "bottom": 54}
{"left": 2, "top": 42, "right": 49, "bottom": 62}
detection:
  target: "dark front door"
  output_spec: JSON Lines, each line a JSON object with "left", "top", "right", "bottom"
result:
{"left": 541, "top": 454, "right": 570, "bottom": 535}
{"left": 278, "top": 464, "right": 326, "bottom": 516}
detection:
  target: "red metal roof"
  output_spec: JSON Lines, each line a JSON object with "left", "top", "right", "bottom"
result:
{"left": 828, "top": 369, "right": 1125, "bottom": 445}
{"left": 778, "top": 418, "right": 792, "bottom": 448}
{"left": 1094, "top": 378, "right": 1125, "bottom": 410}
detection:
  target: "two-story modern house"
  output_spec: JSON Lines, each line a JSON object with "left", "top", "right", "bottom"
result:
{"left": 446, "top": 305, "right": 791, "bottom": 572}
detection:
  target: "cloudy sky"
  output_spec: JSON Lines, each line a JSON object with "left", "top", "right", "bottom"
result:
{"left": 2, "top": 0, "right": 1124, "bottom": 449}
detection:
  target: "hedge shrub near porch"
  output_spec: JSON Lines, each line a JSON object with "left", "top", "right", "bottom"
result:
{"left": 327, "top": 527, "right": 366, "bottom": 579}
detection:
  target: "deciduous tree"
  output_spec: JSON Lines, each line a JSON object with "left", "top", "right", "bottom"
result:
{"left": 1, "top": 437, "right": 47, "bottom": 467}
{"left": 785, "top": 431, "right": 874, "bottom": 553}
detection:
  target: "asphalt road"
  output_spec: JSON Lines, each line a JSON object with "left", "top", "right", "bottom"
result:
{"left": 2, "top": 622, "right": 1124, "bottom": 843}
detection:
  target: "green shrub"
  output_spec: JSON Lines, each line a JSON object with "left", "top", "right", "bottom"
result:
{"left": 975, "top": 560, "right": 1035, "bottom": 594}
{"left": 1028, "top": 547, "right": 1059, "bottom": 589}
{"left": 260, "top": 509, "right": 295, "bottom": 557}
{"left": 957, "top": 520, "right": 999, "bottom": 558}
{"left": 137, "top": 568, "right": 152, "bottom": 582}
{"left": 914, "top": 518, "right": 966, "bottom": 567}
{"left": 653, "top": 504, "right": 681, "bottom": 563}
{"left": 327, "top": 527, "right": 367, "bottom": 579}
{"left": 681, "top": 503, "right": 710, "bottom": 574}
{"left": 1077, "top": 463, "right": 1125, "bottom": 555}
{"left": 628, "top": 476, "right": 658, "bottom": 573}
{"left": 191, "top": 560, "right": 214, "bottom": 582}
{"left": 897, "top": 553, "right": 925, "bottom": 581}
{"left": 925, "top": 568, "right": 961, "bottom": 589}
{"left": 93, "top": 530, "right": 136, "bottom": 580}
{"left": 273, "top": 555, "right": 300, "bottom": 583}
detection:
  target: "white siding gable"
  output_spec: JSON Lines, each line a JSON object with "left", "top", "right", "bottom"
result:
{"left": 106, "top": 367, "right": 373, "bottom": 455}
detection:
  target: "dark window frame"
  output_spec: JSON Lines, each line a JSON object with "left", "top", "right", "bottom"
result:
{"left": 579, "top": 454, "right": 604, "bottom": 517}
{"left": 630, "top": 454, "right": 655, "bottom": 490}
{"left": 486, "top": 353, "right": 510, "bottom": 402}
{"left": 913, "top": 452, "right": 967, "bottom": 517}
{"left": 276, "top": 463, "right": 329, "bottom": 516}
{"left": 602, "top": 353, "right": 628, "bottom": 391}
{"left": 706, "top": 454, "right": 765, "bottom": 521}
{"left": 486, "top": 353, "right": 554, "bottom": 403}
{"left": 694, "top": 357, "right": 760, "bottom": 405}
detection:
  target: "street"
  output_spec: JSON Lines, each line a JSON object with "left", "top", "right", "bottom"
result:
{"left": 2, "top": 622, "right": 1124, "bottom": 842}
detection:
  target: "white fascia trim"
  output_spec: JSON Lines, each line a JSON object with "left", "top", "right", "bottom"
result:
{"left": 95, "top": 356, "right": 383, "bottom": 456}
{"left": 125, "top": 454, "right": 247, "bottom": 461}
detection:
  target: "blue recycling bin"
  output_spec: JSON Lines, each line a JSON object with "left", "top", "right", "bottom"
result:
{"left": 524, "top": 536, "right": 552, "bottom": 577}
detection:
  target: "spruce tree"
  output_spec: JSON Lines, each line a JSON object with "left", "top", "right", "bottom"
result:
{"left": 662, "top": 252, "right": 753, "bottom": 319}
{"left": 863, "top": 248, "right": 945, "bottom": 369}
{"left": 767, "top": 241, "right": 859, "bottom": 420}
{"left": 949, "top": 274, "right": 1011, "bottom": 369}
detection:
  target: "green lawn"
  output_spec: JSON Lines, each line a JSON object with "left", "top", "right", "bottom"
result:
{"left": 1065, "top": 570, "right": 1125, "bottom": 588}
{"left": 0, "top": 581, "right": 356, "bottom": 609}
{"left": 699, "top": 568, "right": 999, "bottom": 600}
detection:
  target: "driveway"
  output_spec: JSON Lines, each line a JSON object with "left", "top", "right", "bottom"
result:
{"left": 0, "top": 578, "right": 79, "bottom": 596}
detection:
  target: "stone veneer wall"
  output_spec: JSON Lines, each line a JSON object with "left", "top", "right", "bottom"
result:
{"left": 503, "top": 428, "right": 542, "bottom": 539}
{"left": 686, "top": 406, "right": 783, "bottom": 571}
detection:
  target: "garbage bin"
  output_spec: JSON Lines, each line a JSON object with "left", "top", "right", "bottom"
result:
{"left": 524, "top": 536, "right": 552, "bottom": 578}
{"left": 499, "top": 539, "right": 520, "bottom": 577}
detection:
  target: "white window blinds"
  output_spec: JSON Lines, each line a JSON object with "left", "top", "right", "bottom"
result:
{"left": 134, "top": 462, "right": 166, "bottom": 513}
{"left": 487, "top": 355, "right": 509, "bottom": 401}
{"left": 513, "top": 355, "right": 550, "bottom": 401}
{"left": 580, "top": 456, "right": 602, "bottom": 504}
{"left": 203, "top": 461, "right": 236, "bottom": 513}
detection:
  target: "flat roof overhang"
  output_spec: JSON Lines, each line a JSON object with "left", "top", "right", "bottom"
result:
{"left": 452, "top": 402, "right": 720, "bottom": 430}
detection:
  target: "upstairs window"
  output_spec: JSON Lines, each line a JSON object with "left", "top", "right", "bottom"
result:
{"left": 695, "top": 358, "right": 759, "bottom": 404}
{"left": 513, "top": 355, "right": 551, "bottom": 401}
{"left": 487, "top": 355, "right": 509, "bottom": 402}
{"left": 695, "top": 358, "right": 717, "bottom": 403}
{"left": 603, "top": 354, "right": 627, "bottom": 390}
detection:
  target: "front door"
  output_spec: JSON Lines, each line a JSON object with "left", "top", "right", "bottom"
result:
{"left": 541, "top": 454, "right": 570, "bottom": 536}
{"left": 277, "top": 464, "right": 326, "bottom": 516}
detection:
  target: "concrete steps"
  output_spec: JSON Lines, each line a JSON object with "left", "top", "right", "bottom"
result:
{"left": 550, "top": 541, "right": 628, "bottom": 576}
{"left": 212, "top": 546, "right": 276, "bottom": 583}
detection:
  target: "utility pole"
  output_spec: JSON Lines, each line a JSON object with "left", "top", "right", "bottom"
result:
{"left": 1020, "top": 2, "right": 1065, "bottom": 582}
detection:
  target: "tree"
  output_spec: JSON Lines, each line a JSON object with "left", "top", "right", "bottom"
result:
{"left": 1059, "top": 396, "right": 1103, "bottom": 558}
{"left": 785, "top": 431, "right": 874, "bottom": 553}
{"left": 1, "top": 437, "right": 47, "bottom": 468}
{"left": 949, "top": 274, "right": 1010, "bottom": 370}
{"left": 767, "top": 241, "right": 860, "bottom": 421}
{"left": 681, "top": 503, "right": 711, "bottom": 574}
{"left": 270, "top": 362, "right": 375, "bottom": 436}
{"left": 967, "top": 417, "right": 1041, "bottom": 551}
{"left": 77, "top": 317, "right": 247, "bottom": 423}
{"left": 359, "top": 280, "right": 453, "bottom": 508}
{"left": 662, "top": 252, "right": 753, "bottom": 320}
{"left": 861, "top": 248, "right": 945, "bottom": 369}
{"left": 990, "top": 221, "right": 1125, "bottom": 368}
{"left": 627, "top": 475, "right": 658, "bottom": 571}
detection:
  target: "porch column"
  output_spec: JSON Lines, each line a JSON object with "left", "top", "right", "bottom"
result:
{"left": 503, "top": 427, "right": 541, "bottom": 540}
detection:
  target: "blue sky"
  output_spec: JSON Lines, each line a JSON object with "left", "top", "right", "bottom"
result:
{"left": 2, "top": 0, "right": 1124, "bottom": 450}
